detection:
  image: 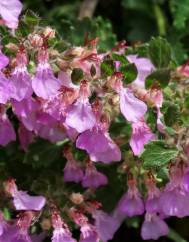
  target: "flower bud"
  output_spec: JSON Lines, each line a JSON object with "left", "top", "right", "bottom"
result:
{"left": 43, "top": 27, "right": 56, "bottom": 39}
{"left": 70, "top": 192, "right": 84, "bottom": 205}
{"left": 28, "top": 34, "right": 43, "bottom": 48}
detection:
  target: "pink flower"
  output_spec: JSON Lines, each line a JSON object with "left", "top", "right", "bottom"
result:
{"left": 12, "top": 98, "right": 39, "bottom": 131}
{"left": 129, "top": 120, "right": 155, "bottom": 156}
{"left": 0, "top": 0, "right": 23, "bottom": 29}
{"left": 65, "top": 80, "right": 96, "bottom": 133}
{"left": 5, "top": 179, "right": 46, "bottom": 211}
{"left": 119, "top": 87, "right": 147, "bottom": 123}
{"left": 0, "top": 108, "right": 16, "bottom": 146}
{"left": 118, "top": 179, "right": 145, "bottom": 217}
{"left": 127, "top": 55, "right": 155, "bottom": 88}
{"left": 0, "top": 49, "right": 9, "bottom": 69}
{"left": 0, "top": 72, "right": 13, "bottom": 104}
{"left": 76, "top": 128, "right": 121, "bottom": 163}
{"left": 52, "top": 211, "right": 76, "bottom": 242}
{"left": 32, "top": 49, "right": 61, "bottom": 99}
{"left": 79, "top": 224, "right": 99, "bottom": 242}
{"left": 63, "top": 146, "right": 84, "bottom": 183}
{"left": 159, "top": 166, "right": 189, "bottom": 218}
{"left": 0, "top": 50, "right": 12, "bottom": 104}
{"left": 141, "top": 213, "right": 169, "bottom": 240}
{"left": 82, "top": 161, "right": 108, "bottom": 189}
{"left": 93, "top": 210, "right": 120, "bottom": 242}
{"left": 10, "top": 50, "right": 33, "bottom": 101}
{"left": 76, "top": 111, "right": 121, "bottom": 163}
{"left": 145, "top": 179, "right": 161, "bottom": 213}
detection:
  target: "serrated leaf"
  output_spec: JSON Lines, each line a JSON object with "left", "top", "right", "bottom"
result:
{"left": 163, "top": 102, "right": 180, "bottom": 126}
{"left": 112, "top": 53, "right": 129, "bottom": 65}
{"left": 141, "top": 141, "right": 178, "bottom": 169}
{"left": 145, "top": 68, "right": 171, "bottom": 88}
{"left": 120, "top": 63, "right": 138, "bottom": 84}
{"left": 101, "top": 60, "right": 114, "bottom": 76}
{"left": 148, "top": 37, "right": 171, "bottom": 68}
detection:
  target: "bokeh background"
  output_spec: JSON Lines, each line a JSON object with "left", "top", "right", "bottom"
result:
{"left": 13, "top": 0, "right": 189, "bottom": 241}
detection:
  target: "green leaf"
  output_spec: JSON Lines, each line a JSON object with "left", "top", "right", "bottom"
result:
{"left": 112, "top": 53, "right": 129, "bottom": 65}
{"left": 120, "top": 63, "right": 138, "bottom": 84}
{"left": 148, "top": 37, "right": 171, "bottom": 68}
{"left": 145, "top": 68, "right": 171, "bottom": 88}
{"left": 141, "top": 141, "right": 178, "bottom": 169}
{"left": 71, "top": 68, "right": 83, "bottom": 83}
{"left": 101, "top": 60, "right": 114, "bottom": 76}
{"left": 170, "top": 0, "right": 189, "bottom": 30}
{"left": 163, "top": 102, "right": 180, "bottom": 126}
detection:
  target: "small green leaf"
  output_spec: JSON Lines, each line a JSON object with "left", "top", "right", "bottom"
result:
{"left": 148, "top": 37, "right": 171, "bottom": 68}
{"left": 101, "top": 60, "right": 114, "bottom": 76}
{"left": 141, "top": 141, "right": 178, "bottom": 169}
{"left": 145, "top": 68, "right": 171, "bottom": 88}
{"left": 112, "top": 53, "right": 129, "bottom": 65}
{"left": 71, "top": 68, "right": 83, "bottom": 83}
{"left": 121, "top": 63, "right": 138, "bottom": 84}
{"left": 163, "top": 102, "right": 180, "bottom": 126}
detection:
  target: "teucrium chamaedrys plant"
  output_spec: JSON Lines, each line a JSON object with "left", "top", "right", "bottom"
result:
{"left": 1, "top": 0, "right": 189, "bottom": 241}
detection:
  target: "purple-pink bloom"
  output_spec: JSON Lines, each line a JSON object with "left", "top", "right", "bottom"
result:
{"left": 118, "top": 180, "right": 144, "bottom": 217}
{"left": 12, "top": 98, "right": 39, "bottom": 131}
{"left": 34, "top": 113, "right": 66, "bottom": 142}
{"left": 82, "top": 161, "right": 108, "bottom": 189}
{"left": 32, "top": 49, "right": 61, "bottom": 99}
{"left": 65, "top": 80, "right": 96, "bottom": 133}
{"left": 183, "top": 170, "right": 189, "bottom": 192}
{"left": 141, "top": 213, "right": 169, "bottom": 240}
{"left": 0, "top": 0, "right": 23, "bottom": 29}
{"left": 127, "top": 55, "right": 155, "bottom": 88}
{"left": 0, "top": 72, "right": 13, "bottom": 104}
{"left": 63, "top": 159, "right": 84, "bottom": 183}
{"left": 52, "top": 212, "right": 76, "bottom": 242}
{"left": 0, "top": 108, "right": 16, "bottom": 146}
{"left": 5, "top": 179, "right": 46, "bottom": 211}
{"left": 119, "top": 87, "right": 147, "bottom": 123}
{"left": 93, "top": 210, "right": 120, "bottom": 242}
{"left": 65, "top": 99, "right": 95, "bottom": 133}
{"left": 11, "top": 51, "right": 33, "bottom": 101}
{"left": 79, "top": 224, "right": 99, "bottom": 242}
{"left": 159, "top": 166, "right": 189, "bottom": 218}
{"left": 145, "top": 181, "right": 161, "bottom": 213}
{"left": 0, "top": 49, "right": 9, "bottom": 69}
{"left": 76, "top": 128, "right": 121, "bottom": 163}
{"left": 129, "top": 120, "right": 155, "bottom": 156}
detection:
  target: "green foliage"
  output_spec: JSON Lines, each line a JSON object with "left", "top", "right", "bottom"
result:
{"left": 141, "top": 141, "right": 178, "bottom": 169}
{"left": 170, "top": 0, "right": 189, "bottom": 30}
{"left": 148, "top": 37, "right": 171, "bottom": 68}
{"left": 145, "top": 68, "right": 171, "bottom": 88}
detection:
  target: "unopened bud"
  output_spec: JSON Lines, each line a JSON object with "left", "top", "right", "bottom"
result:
{"left": 43, "top": 27, "right": 56, "bottom": 39}
{"left": 41, "top": 218, "right": 51, "bottom": 230}
{"left": 70, "top": 193, "right": 84, "bottom": 205}
{"left": 28, "top": 34, "right": 43, "bottom": 48}
{"left": 5, "top": 43, "right": 18, "bottom": 52}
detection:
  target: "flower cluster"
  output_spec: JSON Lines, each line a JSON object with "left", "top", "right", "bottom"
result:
{"left": 1, "top": 1, "right": 189, "bottom": 241}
